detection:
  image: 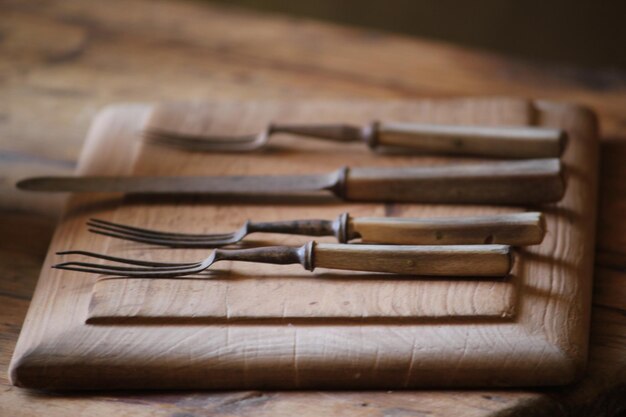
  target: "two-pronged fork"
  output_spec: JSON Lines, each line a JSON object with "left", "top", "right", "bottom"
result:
{"left": 145, "top": 121, "right": 566, "bottom": 158}
{"left": 53, "top": 243, "right": 512, "bottom": 278}
{"left": 87, "top": 212, "right": 545, "bottom": 248}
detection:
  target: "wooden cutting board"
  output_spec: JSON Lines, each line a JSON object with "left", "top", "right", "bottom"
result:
{"left": 9, "top": 98, "right": 598, "bottom": 390}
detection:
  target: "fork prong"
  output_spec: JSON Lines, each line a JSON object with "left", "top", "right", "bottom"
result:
{"left": 87, "top": 219, "right": 243, "bottom": 247}
{"left": 56, "top": 250, "right": 197, "bottom": 267}
{"left": 88, "top": 228, "right": 231, "bottom": 248}
{"left": 54, "top": 261, "right": 200, "bottom": 272}
{"left": 145, "top": 128, "right": 259, "bottom": 144}
{"left": 53, "top": 264, "right": 124, "bottom": 275}
{"left": 53, "top": 264, "right": 205, "bottom": 278}
{"left": 53, "top": 262, "right": 208, "bottom": 278}
{"left": 87, "top": 227, "right": 238, "bottom": 246}
{"left": 144, "top": 129, "right": 260, "bottom": 152}
{"left": 88, "top": 218, "right": 235, "bottom": 239}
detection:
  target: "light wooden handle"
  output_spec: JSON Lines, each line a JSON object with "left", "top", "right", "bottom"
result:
{"left": 373, "top": 122, "right": 566, "bottom": 158}
{"left": 343, "top": 158, "right": 564, "bottom": 205}
{"left": 313, "top": 243, "right": 512, "bottom": 276}
{"left": 349, "top": 212, "right": 545, "bottom": 246}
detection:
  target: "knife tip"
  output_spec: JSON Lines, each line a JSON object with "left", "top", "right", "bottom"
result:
{"left": 16, "top": 177, "right": 50, "bottom": 191}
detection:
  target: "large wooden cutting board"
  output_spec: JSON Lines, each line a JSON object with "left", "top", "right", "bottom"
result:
{"left": 9, "top": 98, "right": 598, "bottom": 389}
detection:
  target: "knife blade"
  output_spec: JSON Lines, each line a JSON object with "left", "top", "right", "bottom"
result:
{"left": 17, "top": 173, "right": 336, "bottom": 194}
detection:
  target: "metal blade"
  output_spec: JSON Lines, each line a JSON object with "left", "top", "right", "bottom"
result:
{"left": 17, "top": 173, "right": 338, "bottom": 194}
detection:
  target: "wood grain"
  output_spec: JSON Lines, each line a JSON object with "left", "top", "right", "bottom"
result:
{"left": 313, "top": 243, "right": 511, "bottom": 276}
{"left": 346, "top": 158, "right": 564, "bottom": 204}
{"left": 375, "top": 122, "right": 565, "bottom": 158}
{"left": 9, "top": 98, "right": 597, "bottom": 390}
{"left": 350, "top": 212, "right": 546, "bottom": 245}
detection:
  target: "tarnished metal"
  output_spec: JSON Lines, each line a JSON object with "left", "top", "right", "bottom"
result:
{"left": 53, "top": 242, "right": 319, "bottom": 278}
{"left": 86, "top": 213, "right": 351, "bottom": 248}
{"left": 145, "top": 123, "right": 373, "bottom": 152}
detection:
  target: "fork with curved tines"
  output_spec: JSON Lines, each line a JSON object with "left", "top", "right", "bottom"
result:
{"left": 144, "top": 121, "right": 566, "bottom": 159}
{"left": 53, "top": 242, "right": 512, "bottom": 278}
{"left": 87, "top": 212, "right": 545, "bottom": 248}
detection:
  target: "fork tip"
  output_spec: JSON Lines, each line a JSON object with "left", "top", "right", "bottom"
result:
{"left": 56, "top": 250, "right": 82, "bottom": 256}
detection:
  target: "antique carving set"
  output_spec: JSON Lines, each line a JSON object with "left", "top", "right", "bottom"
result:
{"left": 21, "top": 117, "right": 565, "bottom": 279}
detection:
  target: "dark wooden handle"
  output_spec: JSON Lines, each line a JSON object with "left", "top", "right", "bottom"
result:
{"left": 349, "top": 212, "right": 545, "bottom": 245}
{"left": 374, "top": 122, "right": 566, "bottom": 158}
{"left": 216, "top": 242, "right": 314, "bottom": 271}
{"left": 343, "top": 158, "right": 564, "bottom": 205}
{"left": 313, "top": 243, "right": 512, "bottom": 276}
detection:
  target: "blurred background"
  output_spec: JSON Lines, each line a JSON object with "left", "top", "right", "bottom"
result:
{"left": 210, "top": 0, "right": 626, "bottom": 69}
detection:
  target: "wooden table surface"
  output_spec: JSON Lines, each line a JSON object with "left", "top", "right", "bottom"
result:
{"left": 1, "top": 0, "right": 624, "bottom": 415}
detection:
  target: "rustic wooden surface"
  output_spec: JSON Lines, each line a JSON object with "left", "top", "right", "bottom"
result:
{"left": 0, "top": 0, "right": 624, "bottom": 415}
{"left": 11, "top": 98, "right": 595, "bottom": 390}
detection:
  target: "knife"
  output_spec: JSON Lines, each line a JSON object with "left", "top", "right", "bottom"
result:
{"left": 17, "top": 158, "right": 565, "bottom": 205}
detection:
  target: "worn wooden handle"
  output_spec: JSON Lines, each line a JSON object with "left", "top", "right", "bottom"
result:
{"left": 343, "top": 158, "right": 564, "bottom": 205}
{"left": 349, "top": 212, "right": 545, "bottom": 246}
{"left": 313, "top": 243, "right": 512, "bottom": 276}
{"left": 373, "top": 122, "right": 566, "bottom": 158}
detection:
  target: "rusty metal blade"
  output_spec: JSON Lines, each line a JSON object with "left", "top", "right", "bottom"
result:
{"left": 17, "top": 172, "right": 339, "bottom": 194}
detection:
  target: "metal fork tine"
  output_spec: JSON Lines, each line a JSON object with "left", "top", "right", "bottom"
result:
{"left": 88, "top": 218, "right": 235, "bottom": 239}
{"left": 144, "top": 130, "right": 259, "bottom": 152}
{"left": 53, "top": 247, "right": 222, "bottom": 278}
{"left": 53, "top": 264, "right": 205, "bottom": 277}
{"left": 54, "top": 261, "right": 200, "bottom": 272}
{"left": 144, "top": 133, "right": 217, "bottom": 151}
{"left": 87, "top": 228, "right": 158, "bottom": 243}
{"left": 146, "top": 135, "right": 227, "bottom": 151}
{"left": 53, "top": 264, "right": 125, "bottom": 275}
{"left": 87, "top": 219, "right": 242, "bottom": 246}
{"left": 144, "top": 128, "right": 265, "bottom": 152}
{"left": 88, "top": 228, "right": 187, "bottom": 246}
{"left": 56, "top": 250, "right": 197, "bottom": 267}
{"left": 145, "top": 129, "right": 258, "bottom": 144}
{"left": 88, "top": 228, "right": 230, "bottom": 248}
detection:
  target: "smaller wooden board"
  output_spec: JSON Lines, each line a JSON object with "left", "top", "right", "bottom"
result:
{"left": 88, "top": 274, "right": 515, "bottom": 324}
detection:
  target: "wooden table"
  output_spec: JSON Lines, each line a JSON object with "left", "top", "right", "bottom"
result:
{"left": 1, "top": 0, "right": 624, "bottom": 415}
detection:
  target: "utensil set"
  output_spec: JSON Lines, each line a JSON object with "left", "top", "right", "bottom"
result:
{"left": 19, "top": 117, "right": 566, "bottom": 279}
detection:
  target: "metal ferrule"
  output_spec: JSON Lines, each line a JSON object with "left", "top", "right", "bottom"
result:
{"left": 299, "top": 241, "right": 315, "bottom": 271}
{"left": 332, "top": 212, "right": 350, "bottom": 243}
{"left": 328, "top": 166, "right": 349, "bottom": 199}
{"left": 363, "top": 121, "right": 379, "bottom": 149}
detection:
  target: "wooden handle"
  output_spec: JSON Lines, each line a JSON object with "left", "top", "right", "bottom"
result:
{"left": 313, "top": 243, "right": 512, "bottom": 276}
{"left": 373, "top": 122, "right": 566, "bottom": 158}
{"left": 343, "top": 158, "right": 564, "bottom": 205}
{"left": 349, "top": 212, "right": 545, "bottom": 246}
